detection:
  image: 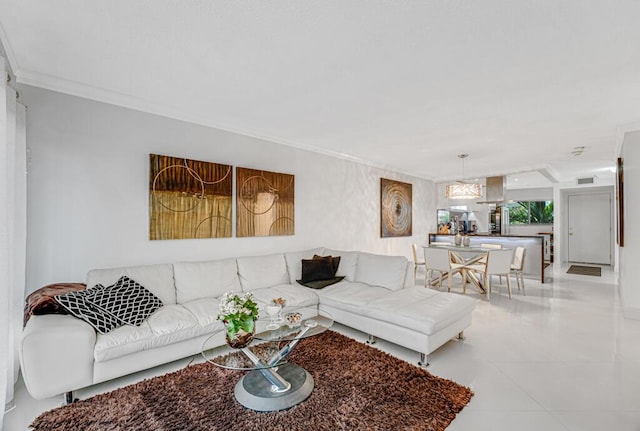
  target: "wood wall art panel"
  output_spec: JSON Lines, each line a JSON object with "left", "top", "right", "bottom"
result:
{"left": 236, "top": 167, "right": 295, "bottom": 237}
{"left": 380, "top": 178, "right": 412, "bottom": 238}
{"left": 149, "top": 154, "right": 232, "bottom": 240}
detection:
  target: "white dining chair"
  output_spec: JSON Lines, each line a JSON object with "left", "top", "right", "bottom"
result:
{"left": 510, "top": 246, "right": 526, "bottom": 295}
{"left": 423, "top": 247, "right": 460, "bottom": 291}
{"left": 412, "top": 243, "right": 426, "bottom": 280}
{"left": 478, "top": 243, "right": 503, "bottom": 281}
{"left": 467, "top": 249, "right": 514, "bottom": 300}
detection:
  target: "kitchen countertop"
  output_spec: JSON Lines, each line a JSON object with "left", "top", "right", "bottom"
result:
{"left": 432, "top": 232, "right": 545, "bottom": 239}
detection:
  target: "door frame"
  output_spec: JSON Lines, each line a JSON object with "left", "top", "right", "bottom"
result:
{"left": 560, "top": 186, "right": 614, "bottom": 266}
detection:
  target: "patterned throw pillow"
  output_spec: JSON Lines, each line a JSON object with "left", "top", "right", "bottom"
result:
{"left": 55, "top": 287, "right": 123, "bottom": 334}
{"left": 55, "top": 276, "right": 163, "bottom": 333}
{"left": 84, "top": 276, "right": 163, "bottom": 326}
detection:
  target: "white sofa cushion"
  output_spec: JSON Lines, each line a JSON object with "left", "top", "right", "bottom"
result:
{"left": 365, "top": 288, "right": 477, "bottom": 335}
{"left": 250, "top": 284, "right": 320, "bottom": 310}
{"left": 283, "top": 248, "right": 324, "bottom": 284}
{"left": 354, "top": 253, "right": 408, "bottom": 291}
{"left": 86, "top": 264, "right": 176, "bottom": 305}
{"left": 237, "top": 253, "right": 289, "bottom": 291}
{"left": 181, "top": 297, "right": 220, "bottom": 326}
{"left": 173, "top": 259, "right": 241, "bottom": 303}
{"left": 322, "top": 249, "right": 359, "bottom": 281}
{"left": 316, "top": 281, "right": 391, "bottom": 315}
{"left": 94, "top": 304, "right": 218, "bottom": 362}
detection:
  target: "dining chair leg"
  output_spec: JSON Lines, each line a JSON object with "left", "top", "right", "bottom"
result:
{"left": 486, "top": 276, "right": 491, "bottom": 301}
{"left": 462, "top": 271, "right": 467, "bottom": 294}
{"left": 447, "top": 272, "right": 451, "bottom": 292}
{"left": 520, "top": 272, "right": 525, "bottom": 295}
{"left": 506, "top": 273, "right": 512, "bottom": 299}
{"left": 438, "top": 273, "right": 443, "bottom": 290}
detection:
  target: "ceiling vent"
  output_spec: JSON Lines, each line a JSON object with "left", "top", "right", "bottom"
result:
{"left": 577, "top": 177, "right": 595, "bottom": 185}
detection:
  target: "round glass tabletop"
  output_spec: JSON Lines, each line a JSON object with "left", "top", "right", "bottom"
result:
{"left": 201, "top": 310, "right": 333, "bottom": 371}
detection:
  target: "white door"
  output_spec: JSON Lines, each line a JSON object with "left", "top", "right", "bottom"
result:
{"left": 568, "top": 192, "right": 612, "bottom": 264}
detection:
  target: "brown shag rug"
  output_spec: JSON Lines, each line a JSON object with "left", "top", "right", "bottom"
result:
{"left": 31, "top": 331, "right": 473, "bottom": 431}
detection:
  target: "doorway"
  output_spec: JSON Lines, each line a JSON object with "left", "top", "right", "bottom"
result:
{"left": 567, "top": 191, "right": 612, "bottom": 265}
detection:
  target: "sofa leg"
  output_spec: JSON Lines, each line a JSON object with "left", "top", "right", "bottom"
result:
{"left": 457, "top": 331, "right": 465, "bottom": 340}
{"left": 64, "top": 391, "right": 78, "bottom": 405}
{"left": 418, "top": 353, "right": 429, "bottom": 367}
{"left": 366, "top": 334, "right": 377, "bottom": 345}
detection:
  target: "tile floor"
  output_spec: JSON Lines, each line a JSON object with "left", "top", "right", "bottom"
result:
{"left": 4, "top": 264, "right": 640, "bottom": 431}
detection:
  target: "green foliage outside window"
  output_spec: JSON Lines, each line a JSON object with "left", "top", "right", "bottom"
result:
{"left": 507, "top": 201, "right": 553, "bottom": 224}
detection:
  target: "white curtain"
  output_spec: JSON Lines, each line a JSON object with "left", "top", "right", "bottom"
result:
{"left": 0, "top": 56, "right": 27, "bottom": 424}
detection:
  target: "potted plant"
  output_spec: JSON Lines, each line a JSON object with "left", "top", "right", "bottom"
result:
{"left": 217, "top": 292, "right": 259, "bottom": 349}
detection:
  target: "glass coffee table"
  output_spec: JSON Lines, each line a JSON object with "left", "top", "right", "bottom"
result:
{"left": 202, "top": 310, "right": 333, "bottom": 411}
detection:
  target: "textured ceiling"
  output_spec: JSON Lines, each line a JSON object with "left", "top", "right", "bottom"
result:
{"left": 1, "top": 1, "right": 639, "bottom": 183}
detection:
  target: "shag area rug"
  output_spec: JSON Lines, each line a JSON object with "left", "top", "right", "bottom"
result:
{"left": 31, "top": 331, "right": 473, "bottom": 431}
{"left": 567, "top": 264, "right": 602, "bottom": 276}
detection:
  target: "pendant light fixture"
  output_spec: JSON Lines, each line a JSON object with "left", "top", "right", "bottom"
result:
{"left": 445, "top": 154, "right": 482, "bottom": 199}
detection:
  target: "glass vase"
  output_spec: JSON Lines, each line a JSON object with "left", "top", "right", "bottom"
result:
{"left": 224, "top": 316, "right": 256, "bottom": 349}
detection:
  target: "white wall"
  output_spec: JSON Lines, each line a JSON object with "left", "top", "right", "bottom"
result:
{"left": 504, "top": 187, "right": 553, "bottom": 202}
{"left": 21, "top": 87, "right": 436, "bottom": 294}
{"left": 619, "top": 130, "right": 640, "bottom": 319}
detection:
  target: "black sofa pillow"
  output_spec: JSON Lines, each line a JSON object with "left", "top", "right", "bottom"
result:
{"left": 297, "top": 276, "right": 345, "bottom": 289}
{"left": 297, "top": 255, "right": 345, "bottom": 289}
{"left": 313, "top": 255, "right": 341, "bottom": 275}
{"left": 55, "top": 276, "right": 163, "bottom": 334}
{"left": 300, "top": 257, "right": 335, "bottom": 282}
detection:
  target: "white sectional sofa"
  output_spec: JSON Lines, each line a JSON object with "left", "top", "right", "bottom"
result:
{"left": 20, "top": 247, "right": 476, "bottom": 401}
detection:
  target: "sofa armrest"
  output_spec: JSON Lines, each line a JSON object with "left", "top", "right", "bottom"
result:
{"left": 20, "top": 314, "right": 96, "bottom": 399}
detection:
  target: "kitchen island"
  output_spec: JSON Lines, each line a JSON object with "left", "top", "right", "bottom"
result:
{"left": 428, "top": 233, "right": 548, "bottom": 283}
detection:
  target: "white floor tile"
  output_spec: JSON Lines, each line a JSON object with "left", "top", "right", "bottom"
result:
{"left": 448, "top": 411, "right": 571, "bottom": 431}
{"left": 552, "top": 411, "right": 640, "bottom": 431}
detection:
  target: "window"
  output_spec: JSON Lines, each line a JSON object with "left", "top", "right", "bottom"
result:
{"left": 506, "top": 201, "right": 553, "bottom": 224}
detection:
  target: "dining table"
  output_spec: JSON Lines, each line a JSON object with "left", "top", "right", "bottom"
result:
{"left": 423, "top": 243, "right": 509, "bottom": 294}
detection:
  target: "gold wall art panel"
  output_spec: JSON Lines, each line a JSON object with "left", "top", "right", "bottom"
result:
{"left": 380, "top": 178, "right": 412, "bottom": 238}
{"left": 149, "top": 154, "right": 232, "bottom": 240}
{"left": 236, "top": 167, "right": 295, "bottom": 237}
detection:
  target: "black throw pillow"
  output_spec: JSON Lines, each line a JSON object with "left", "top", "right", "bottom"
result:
{"left": 55, "top": 287, "right": 123, "bottom": 334}
{"left": 313, "top": 255, "right": 341, "bottom": 276}
{"left": 300, "top": 258, "right": 335, "bottom": 282}
{"left": 297, "top": 276, "right": 345, "bottom": 289}
{"left": 55, "top": 276, "right": 163, "bottom": 334}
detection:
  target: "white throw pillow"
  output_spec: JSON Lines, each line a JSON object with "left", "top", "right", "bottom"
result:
{"left": 173, "top": 258, "right": 241, "bottom": 303}
{"left": 237, "top": 253, "right": 289, "bottom": 291}
{"left": 354, "top": 253, "right": 408, "bottom": 291}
